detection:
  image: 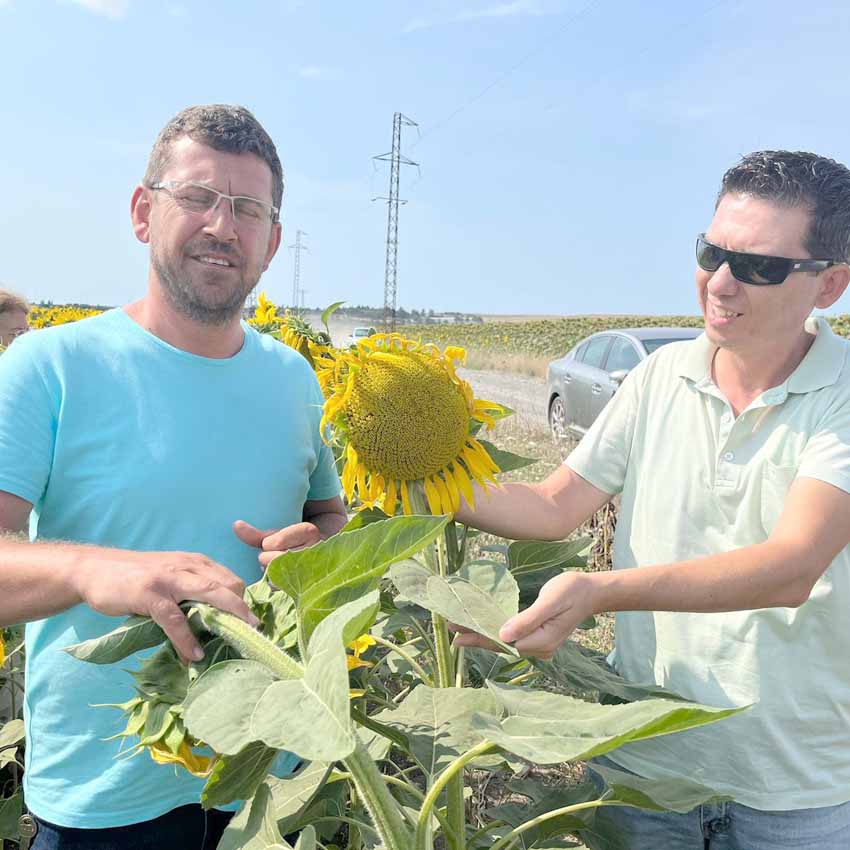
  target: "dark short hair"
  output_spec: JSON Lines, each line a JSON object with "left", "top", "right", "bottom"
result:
{"left": 0, "top": 290, "right": 29, "bottom": 315}
{"left": 718, "top": 150, "right": 850, "bottom": 263}
{"left": 143, "top": 104, "right": 284, "bottom": 218}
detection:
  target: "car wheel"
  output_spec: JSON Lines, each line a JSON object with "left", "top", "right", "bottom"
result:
{"left": 549, "top": 396, "right": 568, "bottom": 440}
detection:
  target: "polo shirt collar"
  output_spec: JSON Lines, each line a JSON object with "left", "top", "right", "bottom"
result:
{"left": 676, "top": 316, "right": 846, "bottom": 395}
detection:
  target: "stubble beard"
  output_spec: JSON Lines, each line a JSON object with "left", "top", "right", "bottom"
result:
{"left": 151, "top": 242, "right": 259, "bottom": 326}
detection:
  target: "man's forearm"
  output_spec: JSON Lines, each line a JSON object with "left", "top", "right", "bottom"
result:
{"left": 591, "top": 540, "right": 815, "bottom": 615}
{"left": 0, "top": 535, "right": 91, "bottom": 626}
{"left": 455, "top": 464, "right": 611, "bottom": 541}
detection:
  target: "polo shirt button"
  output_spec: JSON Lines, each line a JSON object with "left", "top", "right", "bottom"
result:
{"left": 722, "top": 412, "right": 731, "bottom": 423}
{"left": 723, "top": 451, "right": 734, "bottom": 461}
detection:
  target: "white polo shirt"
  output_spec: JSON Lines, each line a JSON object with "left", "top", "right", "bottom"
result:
{"left": 566, "top": 317, "right": 850, "bottom": 810}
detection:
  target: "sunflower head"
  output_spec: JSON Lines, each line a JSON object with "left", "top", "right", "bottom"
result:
{"left": 319, "top": 334, "right": 506, "bottom": 515}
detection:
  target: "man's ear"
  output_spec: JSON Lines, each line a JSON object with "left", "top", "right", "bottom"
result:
{"left": 262, "top": 221, "right": 283, "bottom": 272}
{"left": 815, "top": 264, "right": 850, "bottom": 310}
{"left": 130, "top": 185, "right": 152, "bottom": 244}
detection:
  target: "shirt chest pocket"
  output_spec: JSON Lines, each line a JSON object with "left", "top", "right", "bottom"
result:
{"left": 760, "top": 461, "right": 798, "bottom": 537}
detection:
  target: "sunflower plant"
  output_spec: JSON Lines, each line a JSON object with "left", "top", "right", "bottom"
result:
{"left": 66, "top": 334, "right": 744, "bottom": 850}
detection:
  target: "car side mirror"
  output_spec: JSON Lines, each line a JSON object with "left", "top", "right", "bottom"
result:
{"left": 609, "top": 369, "right": 630, "bottom": 385}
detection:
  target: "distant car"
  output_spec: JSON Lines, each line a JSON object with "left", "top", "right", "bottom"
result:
{"left": 346, "top": 326, "right": 377, "bottom": 347}
{"left": 547, "top": 327, "right": 703, "bottom": 439}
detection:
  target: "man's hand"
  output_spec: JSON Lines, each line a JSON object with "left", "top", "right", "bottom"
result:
{"left": 73, "top": 550, "right": 257, "bottom": 664}
{"left": 453, "top": 571, "right": 599, "bottom": 660}
{"left": 233, "top": 520, "right": 321, "bottom": 567}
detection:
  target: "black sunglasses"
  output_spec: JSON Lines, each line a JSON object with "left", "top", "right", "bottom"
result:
{"left": 696, "top": 234, "right": 837, "bottom": 286}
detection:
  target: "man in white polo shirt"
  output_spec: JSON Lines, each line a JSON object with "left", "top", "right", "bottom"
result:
{"left": 455, "top": 150, "right": 850, "bottom": 848}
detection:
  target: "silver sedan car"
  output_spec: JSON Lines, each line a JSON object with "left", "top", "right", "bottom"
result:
{"left": 547, "top": 327, "right": 702, "bottom": 439}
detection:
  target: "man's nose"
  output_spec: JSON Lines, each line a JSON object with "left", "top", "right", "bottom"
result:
{"left": 203, "top": 195, "right": 239, "bottom": 239}
{"left": 706, "top": 262, "right": 741, "bottom": 297}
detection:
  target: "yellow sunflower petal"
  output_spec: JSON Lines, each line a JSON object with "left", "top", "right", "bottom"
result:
{"left": 423, "top": 476, "right": 442, "bottom": 515}
{"left": 442, "top": 468, "right": 460, "bottom": 513}
{"left": 148, "top": 741, "right": 212, "bottom": 778}
{"left": 400, "top": 480, "right": 412, "bottom": 516}
{"left": 384, "top": 479, "right": 399, "bottom": 516}
{"left": 432, "top": 473, "right": 453, "bottom": 515}
{"left": 451, "top": 462, "right": 475, "bottom": 510}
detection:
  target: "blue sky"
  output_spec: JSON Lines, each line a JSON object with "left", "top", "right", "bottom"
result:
{"left": 2, "top": 0, "right": 850, "bottom": 316}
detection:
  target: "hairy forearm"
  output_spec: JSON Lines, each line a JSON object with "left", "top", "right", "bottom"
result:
{"left": 455, "top": 465, "right": 610, "bottom": 541}
{"left": 591, "top": 540, "right": 815, "bottom": 615}
{"left": 0, "top": 535, "right": 93, "bottom": 626}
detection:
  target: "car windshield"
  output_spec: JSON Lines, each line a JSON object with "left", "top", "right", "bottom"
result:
{"left": 642, "top": 337, "right": 695, "bottom": 354}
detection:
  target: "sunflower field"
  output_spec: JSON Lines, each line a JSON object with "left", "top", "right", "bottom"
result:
{"left": 404, "top": 313, "right": 850, "bottom": 360}
{"left": 27, "top": 304, "right": 104, "bottom": 329}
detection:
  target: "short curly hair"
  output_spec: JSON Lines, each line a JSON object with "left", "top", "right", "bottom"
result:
{"left": 718, "top": 150, "right": 850, "bottom": 263}
{"left": 143, "top": 104, "right": 284, "bottom": 219}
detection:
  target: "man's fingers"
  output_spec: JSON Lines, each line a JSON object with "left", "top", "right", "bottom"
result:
{"left": 499, "top": 595, "right": 567, "bottom": 644}
{"left": 261, "top": 522, "right": 320, "bottom": 552}
{"left": 513, "top": 612, "right": 580, "bottom": 660}
{"left": 232, "top": 520, "right": 271, "bottom": 549}
{"left": 452, "top": 631, "right": 504, "bottom": 653}
{"left": 148, "top": 597, "right": 204, "bottom": 664}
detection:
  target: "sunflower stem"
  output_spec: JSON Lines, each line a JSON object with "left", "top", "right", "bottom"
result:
{"left": 409, "top": 483, "right": 465, "bottom": 850}
{"left": 195, "top": 606, "right": 412, "bottom": 850}
{"left": 415, "top": 741, "right": 498, "bottom": 850}
{"left": 345, "top": 740, "right": 415, "bottom": 850}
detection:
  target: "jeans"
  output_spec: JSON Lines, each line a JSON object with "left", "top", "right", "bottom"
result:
{"left": 31, "top": 804, "right": 233, "bottom": 850}
{"left": 587, "top": 755, "right": 850, "bottom": 850}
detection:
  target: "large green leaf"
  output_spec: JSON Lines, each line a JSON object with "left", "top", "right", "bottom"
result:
{"left": 373, "top": 686, "right": 500, "bottom": 778}
{"left": 183, "top": 660, "right": 278, "bottom": 755}
{"left": 64, "top": 615, "right": 168, "bottom": 664}
{"left": 471, "top": 682, "right": 746, "bottom": 764}
{"left": 268, "top": 514, "right": 448, "bottom": 643}
{"left": 250, "top": 593, "right": 379, "bottom": 761}
{"left": 391, "top": 560, "right": 518, "bottom": 654}
{"left": 534, "top": 641, "right": 681, "bottom": 704}
{"left": 430, "top": 575, "right": 518, "bottom": 655}
{"left": 508, "top": 538, "right": 592, "bottom": 576}
{"left": 478, "top": 439, "right": 538, "bottom": 473}
{"left": 389, "top": 559, "right": 433, "bottom": 604}
{"left": 201, "top": 740, "right": 279, "bottom": 809}
{"left": 458, "top": 561, "right": 519, "bottom": 618}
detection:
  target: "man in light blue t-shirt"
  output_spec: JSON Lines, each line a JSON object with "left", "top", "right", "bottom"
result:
{"left": 0, "top": 104, "right": 345, "bottom": 849}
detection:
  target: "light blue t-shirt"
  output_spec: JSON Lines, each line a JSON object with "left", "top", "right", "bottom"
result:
{"left": 0, "top": 309, "right": 341, "bottom": 827}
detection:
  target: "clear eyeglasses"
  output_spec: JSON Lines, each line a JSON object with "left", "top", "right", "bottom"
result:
{"left": 149, "top": 180, "right": 279, "bottom": 226}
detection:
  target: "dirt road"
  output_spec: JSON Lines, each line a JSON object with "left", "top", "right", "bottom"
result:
{"left": 458, "top": 368, "right": 548, "bottom": 432}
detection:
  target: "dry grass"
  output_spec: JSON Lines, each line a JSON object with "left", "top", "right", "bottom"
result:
{"left": 464, "top": 349, "right": 551, "bottom": 379}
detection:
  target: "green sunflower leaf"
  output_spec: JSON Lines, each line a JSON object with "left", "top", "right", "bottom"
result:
{"left": 373, "top": 686, "right": 501, "bottom": 778}
{"left": 201, "top": 741, "right": 279, "bottom": 810}
{"left": 268, "top": 514, "right": 448, "bottom": 645}
{"left": 470, "top": 681, "right": 747, "bottom": 764}
{"left": 477, "top": 439, "right": 538, "bottom": 473}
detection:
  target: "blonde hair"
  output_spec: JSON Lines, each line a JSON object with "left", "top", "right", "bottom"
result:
{"left": 0, "top": 290, "right": 30, "bottom": 315}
